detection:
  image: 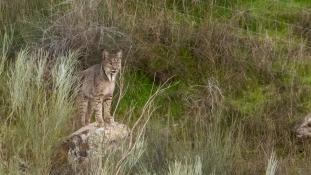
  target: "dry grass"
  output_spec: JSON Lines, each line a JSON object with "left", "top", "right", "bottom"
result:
{"left": 295, "top": 10, "right": 311, "bottom": 46}
{"left": 0, "top": 43, "right": 79, "bottom": 174}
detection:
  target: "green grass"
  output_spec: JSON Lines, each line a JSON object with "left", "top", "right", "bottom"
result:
{"left": 227, "top": 85, "right": 268, "bottom": 116}
{"left": 116, "top": 71, "right": 155, "bottom": 117}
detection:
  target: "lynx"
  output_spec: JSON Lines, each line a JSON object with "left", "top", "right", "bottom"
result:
{"left": 76, "top": 50, "right": 122, "bottom": 127}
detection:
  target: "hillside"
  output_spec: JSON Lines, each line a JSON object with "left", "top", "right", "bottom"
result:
{"left": 1, "top": 0, "right": 311, "bottom": 174}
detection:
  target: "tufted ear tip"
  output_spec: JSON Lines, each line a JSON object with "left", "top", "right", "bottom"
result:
{"left": 116, "top": 50, "right": 122, "bottom": 59}
{"left": 102, "top": 50, "right": 109, "bottom": 60}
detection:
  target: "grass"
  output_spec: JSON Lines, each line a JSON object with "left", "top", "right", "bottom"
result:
{"left": 1, "top": 0, "right": 311, "bottom": 174}
{"left": 266, "top": 151, "right": 278, "bottom": 175}
{"left": 227, "top": 85, "right": 267, "bottom": 116}
{"left": 0, "top": 46, "right": 79, "bottom": 173}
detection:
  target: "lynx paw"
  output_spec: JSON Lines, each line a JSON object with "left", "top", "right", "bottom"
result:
{"left": 104, "top": 116, "right": 114, "bottom": 124}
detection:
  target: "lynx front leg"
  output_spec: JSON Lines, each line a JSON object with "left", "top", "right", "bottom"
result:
{"left": 85, "top": 101, "right": 93, "bottom": 125}
{"left": 103, "top": 95, "right": 114, "bottom": 124}
{"left": 77, "top": 95, "right": 89, "bottom": 127}
{"left": 92, "top": 96, "right": 104, "bottom": 127}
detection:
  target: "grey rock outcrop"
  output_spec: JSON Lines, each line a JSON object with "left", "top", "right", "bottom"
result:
{"left": 50, "top": 122, "right": 130, "bottom": 175}
{"left": 295, "top": 113, "right": 311, "bottom": 139}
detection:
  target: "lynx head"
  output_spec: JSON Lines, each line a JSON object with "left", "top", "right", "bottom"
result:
{"left": 102, "top": 50, "right": 122, "bottom": 82}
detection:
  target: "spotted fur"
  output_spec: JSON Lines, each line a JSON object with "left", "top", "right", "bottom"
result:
{"left": 76, "top": 50, "right": 122, "bottom": 127}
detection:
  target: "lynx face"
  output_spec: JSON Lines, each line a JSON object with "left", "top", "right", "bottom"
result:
{"left": 102, "top": 50, "right": 122, "bottom": 82}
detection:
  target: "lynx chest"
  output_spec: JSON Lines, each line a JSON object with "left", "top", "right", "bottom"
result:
{"left": 94, "top": 80, "right": 115, "bottom": 98}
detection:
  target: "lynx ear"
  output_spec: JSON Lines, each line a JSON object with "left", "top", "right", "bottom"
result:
{"left": 102, "top": 50, "right": 109, "bottom": 60}
{"left": 116, "top": 50, "right": 122, "bottom": 59}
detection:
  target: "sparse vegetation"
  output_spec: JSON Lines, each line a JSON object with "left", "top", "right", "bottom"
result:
{"left": 1, "top": 0, "right": 311, "bottom": 174}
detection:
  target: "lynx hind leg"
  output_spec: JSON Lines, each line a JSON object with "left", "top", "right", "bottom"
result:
{"left": 76, "top": 95, "right": 89, "bottom": 127}
{"left": 103, "top": 95, "right": 114, "bottom": 124}
{"left": 92, "top": 96, "right": 104, "bottom": 127}
{"left": 85, "top": 101, "right": 93, "bottom": 125}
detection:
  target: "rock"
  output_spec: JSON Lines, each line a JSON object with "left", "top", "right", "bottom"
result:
{"left": 295, "top": 113, "right": 311, "bottom": 139}
{"left": 50, "top": 122, "right": 130, "bottom": 175}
